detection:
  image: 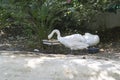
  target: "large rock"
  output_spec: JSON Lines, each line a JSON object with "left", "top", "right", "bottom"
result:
{"left": 87, "top": 9, "right": 120, "bottom": 31}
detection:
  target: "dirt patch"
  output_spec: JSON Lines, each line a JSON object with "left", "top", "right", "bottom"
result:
{"left": 0, "top": 34, "right": 120, "bottom": 61}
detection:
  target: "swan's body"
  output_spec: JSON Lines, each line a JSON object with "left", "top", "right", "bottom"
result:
{"left": 48, "top": 29, "right": 89, "bottom": 50}
{"left": 83, "top": 33, "right": 100, "bottom": 46}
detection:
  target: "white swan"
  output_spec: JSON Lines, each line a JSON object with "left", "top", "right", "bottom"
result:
{"left": 48, "top": 29, "right": 89, "bottom": 50}
{"left": 83, "top": 33, "right": 100, "bottom": 46}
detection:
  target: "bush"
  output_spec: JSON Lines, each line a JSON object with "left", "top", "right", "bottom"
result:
{"left": 0, "top": 0, "right": 69, "bottom": 48}
{"left": 0, "top": 0, "right": 119, "bottom": 48}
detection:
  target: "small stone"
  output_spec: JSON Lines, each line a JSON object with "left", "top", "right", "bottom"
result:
{"left": 34, "top": 49, "right": 39, "bottom": 52}
{"left": 10, "top": 55, "right": 16, "bottom": 58}
{"left": 100, "top": 48, "right": 104, "bottom": 52}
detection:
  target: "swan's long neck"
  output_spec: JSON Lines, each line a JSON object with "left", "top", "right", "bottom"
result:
{"left": 48, "top": 29, "right": 61, "bottom": 39}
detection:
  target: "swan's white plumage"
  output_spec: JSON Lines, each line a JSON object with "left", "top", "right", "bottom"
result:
{"left": 48, "top": 29, "right": 89, "bottom": 50}
{"left": 83, "top": 33, "right": 100, "bottom": 46}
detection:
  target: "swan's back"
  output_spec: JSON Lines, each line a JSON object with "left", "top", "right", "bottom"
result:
{"left": 62, "top": 34, "right": 86, "bottom": 42}
{"left": 58, "top": 34, "right": 88, "bottom": 50}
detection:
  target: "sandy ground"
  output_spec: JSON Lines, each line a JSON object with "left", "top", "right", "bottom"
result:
{"left": 0, "top": 50, "right": 120, "bottom": 80}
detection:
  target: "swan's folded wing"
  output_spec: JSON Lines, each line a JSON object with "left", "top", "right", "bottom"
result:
{"left": 70, "top": 41, "right": 89, "bottom": 50}
{"left": 58, "top": 34, "right": 89, "bottom": 50}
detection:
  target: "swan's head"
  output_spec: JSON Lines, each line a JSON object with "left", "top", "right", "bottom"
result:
{"left": 94, "top": 35, "right": 100, "bottom": 45}
{"left": 48, "top": 34, "right": 52, "bottom": 39}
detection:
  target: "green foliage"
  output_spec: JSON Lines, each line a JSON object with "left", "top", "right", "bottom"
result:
{"left": 0, "top": 0, "right": 68, "bottom": 48}
{"left": 0, "top": 0, "right": 62, "bottom": 42}
{"left": 0, "top": 0, "right": 119, "bottom": 48}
